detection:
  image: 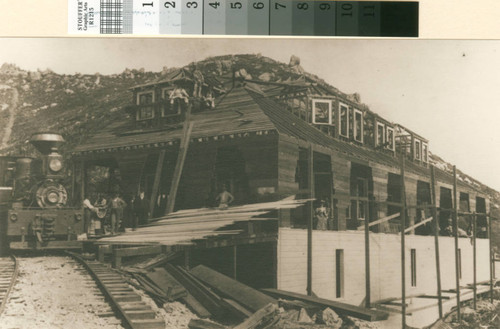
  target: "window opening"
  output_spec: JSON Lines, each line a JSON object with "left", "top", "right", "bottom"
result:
{"left": 376, "top": 122, "right": 385, "bottom": 147}
{"left": 339, "top": 103, "right": 349, "bottom": 137}
{"left": 386, "top": 127, "right": 395, "bottom": 151}
{"left": 312, "top": 100, "right": 332, "bottom": 125}
{"left": 414, "top": 139, "right": 421, "bottom": 161}
{"left": 136, "top": 91, "right": 155, "bottom": 121}
{"left": 354, "top": 110, "right": 363, "bottom": 143}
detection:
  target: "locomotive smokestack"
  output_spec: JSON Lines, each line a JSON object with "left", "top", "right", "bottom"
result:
{"left": 29, "top": 133, "right": 65, "bottom": 155}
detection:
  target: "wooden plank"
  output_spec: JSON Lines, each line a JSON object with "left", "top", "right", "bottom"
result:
{"left": 190, "top": 265, "right": 277, "bottom": 313}
{"left": 233, "top": 303, "right": 280, "bottom": 329}
{"left": 145, "top": 268, "right": 187, "bottom": 301}
{"left": 404, "top": 216, "right": 433, "bottom": 233}
{"left": 188, "top": 319, "right": 226, "bottom": 329}
{"left": 149, "top": 149, "right": 166, "bottom": 217}
{"left": 260, "top": 289, "right": 388, "bottom": 321}
{"left": 181, "top": 294, "right": 212, "bottom": 318}
{"left": 166, "top": 103, "right": 194, "bottom": 214}
{"left": 165, "top": 264, "right": 227, "bottom": 318}
{"left": 431, "top": 166, "right": 443, "bottom": 319}
{"left": 357, "top": 212, "right": 400, "bottom": 229}
{"left": 452, "top": 166, "right": 461, "bottom": 322}
{"left": 307, "top": 145, "right": 314, "bottom": 296}
{"left": 222, "top": 298, "right": 253, "bottom": 318}
{"left": 114, "top": 245, "right": 163, "bottom": 257}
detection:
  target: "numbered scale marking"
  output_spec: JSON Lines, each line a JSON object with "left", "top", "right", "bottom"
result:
{"left": 68, "top": 0, "right": 418, "bottom": 36}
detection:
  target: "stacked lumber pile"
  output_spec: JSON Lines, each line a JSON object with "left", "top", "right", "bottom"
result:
{"left": 118, "top": 257, "right": 389, "bottom": 329}
{"left": 99, "top": 198, "right": 309, "bottom": 246}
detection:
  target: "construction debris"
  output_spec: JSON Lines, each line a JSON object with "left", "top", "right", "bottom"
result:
{"left": 98, "top": 198, "right": 310, "bottom": 246}
{"left": 233, "top": 303, "right": 280, "bottom": 329}
{"left": 260, "top": 289, "right": 388, "bottom": 321}
{"left": 190, "top": 265, "right": 277, "bottom": 313}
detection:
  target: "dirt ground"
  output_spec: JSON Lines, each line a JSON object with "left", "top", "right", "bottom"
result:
{"left": 0, "top": 256, "right": 123, "bottom": 329}
{"left": 0, "top": 256, "right": 199, "bottom": 329}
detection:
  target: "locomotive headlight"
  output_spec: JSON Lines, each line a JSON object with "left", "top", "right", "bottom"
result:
{"left": 10, "top": 213, "right": 17, "bottom": 222}
{"left": 49, "top": 158, "right": 62, "bottom": 172}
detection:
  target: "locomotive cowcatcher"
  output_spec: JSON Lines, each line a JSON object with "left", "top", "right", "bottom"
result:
{"left": 0, "top": 133, "right": 84, "bottom": 253}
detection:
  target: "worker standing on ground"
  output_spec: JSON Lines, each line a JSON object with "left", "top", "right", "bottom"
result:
{"left": 83, "top": 194, "right": 96, "bottom": 236}
{"left": 133, "top": 190, "right": 150, "bottom": 229}
{"left": 110, "top": 193, "right": 126, "bottom": 235}
{"left": 216, "top": 184, "right": 234, "bottom": 210}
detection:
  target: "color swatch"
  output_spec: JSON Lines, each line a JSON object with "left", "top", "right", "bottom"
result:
{"left": 68, "top": 0, "right": 419, "bottom": 37}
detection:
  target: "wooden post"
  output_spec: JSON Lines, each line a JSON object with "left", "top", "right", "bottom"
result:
{"left": 81, "top": 160, "right": 86, "bottom": 201}
{"left": 149, "top": 149, "right": 166, "bottom": 218}
{"left": 430, "top": 166, "right": 443, "bottom": 318}
{"left": 166, "top": 104, "right": 194, "bottom": 214}
{"left": 233, "top": 245, "right": 237, "bottom": 280}
{"left": 307, "top": 145, "right": 314, "bottom": 296}
{"left": 488, "top": 214, "right": 494, "bottom": 303}
{"left": 472, "top": 211, "right": 477, "bottom": 310}
{"left": 71, "top": 161, "right": 76, "bottom": 205}
{"left": 452, "top": 166, "right": 461, "bottom": 322}
{"left": 364, "top": 198, "right": 371, "bottom": 308}
{"left": 400, "top": 153, "right": 407, "bottom": 329}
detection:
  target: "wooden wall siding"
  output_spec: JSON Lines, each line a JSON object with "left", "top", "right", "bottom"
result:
{"left": 277, "top": 228, "right": 491, "bottom": 305}
{"left": 277, "top": 136, "right": 300, "bottom": 197}
{"left": 331, "top": 153, "right": 351, "bottom": 231}
{"left": 114, "top": 151, "right": 150, "bottom": 196}
{"left": 175, "top": 136, "right": 279, "bottom": 210}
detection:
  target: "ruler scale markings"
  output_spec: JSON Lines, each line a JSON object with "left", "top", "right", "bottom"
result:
{"left": 203, "top": 0, "right": 226, "bottom": 34}
{"left": 182, "top": 0, "right": 203, "bottom": 34}
{"left": 292, "top": 0, "right": 314, "bottom": 36}
{"left": 314, "top": 0, "right": 335, "bottom": 36}
{"left": 359, "top": 1, "right": 380, "bottom": 36}
{"left": 132, "top": 0, "right": 160, "bottom": 34}
{"left": 336, "top": 1, "right": 359, "bottom": 36}
{"left": 248, "top": 0, "right": 269, "bottom": 35}
{"left": 269, "top": 0, "right": 292, "bottom": 35}
{"left": 160, "top": 0, "right": 182, "bottom": 34}
{"left": 226, "top": 0, "right": 248, "bottom": 35}
{"left": 68, "top": 0, "right": 418, "bottom": 36}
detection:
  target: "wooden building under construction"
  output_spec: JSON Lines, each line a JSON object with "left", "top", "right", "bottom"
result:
{"left": 72, "top": 67, "right": 495, "bottom": 324}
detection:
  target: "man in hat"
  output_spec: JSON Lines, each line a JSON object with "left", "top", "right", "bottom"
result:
{"left": 315, "top": 200, "right": 329, "bottom": 230}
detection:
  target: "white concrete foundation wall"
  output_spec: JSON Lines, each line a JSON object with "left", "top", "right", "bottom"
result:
{"left": 277, "top": 228, "right": 492, "bottom": 306}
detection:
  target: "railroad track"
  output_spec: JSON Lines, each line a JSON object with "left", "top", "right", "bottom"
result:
{"left": 66, "top": 251, "right": 165, "bottom": 329}
{"left": 0, "top": 255, "right": 19, "bottom": 316}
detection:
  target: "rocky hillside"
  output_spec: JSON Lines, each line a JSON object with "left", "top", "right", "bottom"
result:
{"left": 0, "top": 55, "right": 498, "bottom": 247}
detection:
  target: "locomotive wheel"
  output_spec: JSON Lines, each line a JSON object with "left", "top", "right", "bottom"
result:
{"left": 35, "top": 180, "right": 68, "bottom": 208}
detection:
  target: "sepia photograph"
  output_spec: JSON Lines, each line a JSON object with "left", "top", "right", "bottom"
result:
{"left": 0, "top": 38, "right": 498, "bottom": 329}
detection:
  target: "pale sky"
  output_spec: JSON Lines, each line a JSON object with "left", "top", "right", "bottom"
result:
{"left": 1, "top": 38, "right": 499, "bottom": 191}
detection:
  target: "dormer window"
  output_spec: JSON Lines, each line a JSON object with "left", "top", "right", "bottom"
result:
{"left": 136, "top": 91, "right": 155, "bottom": 121}
{"left": 312, "top": 99, "right": 332, "bottom": 125}
{"left": 354, "top": 109, "right": 363, "bottom": 143}
{"left": 376, "top": 122, "right": 385, "bottom": 147}
{"left": 386, "top": 127, "right": 395, "bottom": 151}
{"left": 414, "top": 139, "right": 421, "bottom": 161}
{"left": 160, "top": 87, "right": 181, "bottom": 117}
{"left": 422, "top": 143, "right": 428, "bottom": 163}
{"left": 339, "top": 103, "right": 349, "bottom": 138}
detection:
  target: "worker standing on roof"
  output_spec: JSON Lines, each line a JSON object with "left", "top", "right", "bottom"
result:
{"left": 216, "top": 184, "right": 234, "bottom": 210}
{"left": 169, "top": 85, "right": 189, "bottom": 112}
{"left": 192, "top": 65, "right": 204, "bottom": 98}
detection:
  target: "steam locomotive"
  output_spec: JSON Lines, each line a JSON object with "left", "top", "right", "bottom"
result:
{"left": 0, "top": 133, "right": 84, "bottom": 253}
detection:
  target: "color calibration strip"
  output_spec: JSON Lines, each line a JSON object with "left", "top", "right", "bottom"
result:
{"left": 68, "top": 0, "right": 418, "bottom": 36}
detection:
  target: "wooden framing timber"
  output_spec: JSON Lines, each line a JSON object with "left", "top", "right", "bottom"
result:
{"left": 260, "top": 289, "right": 388, "bottom": 321}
